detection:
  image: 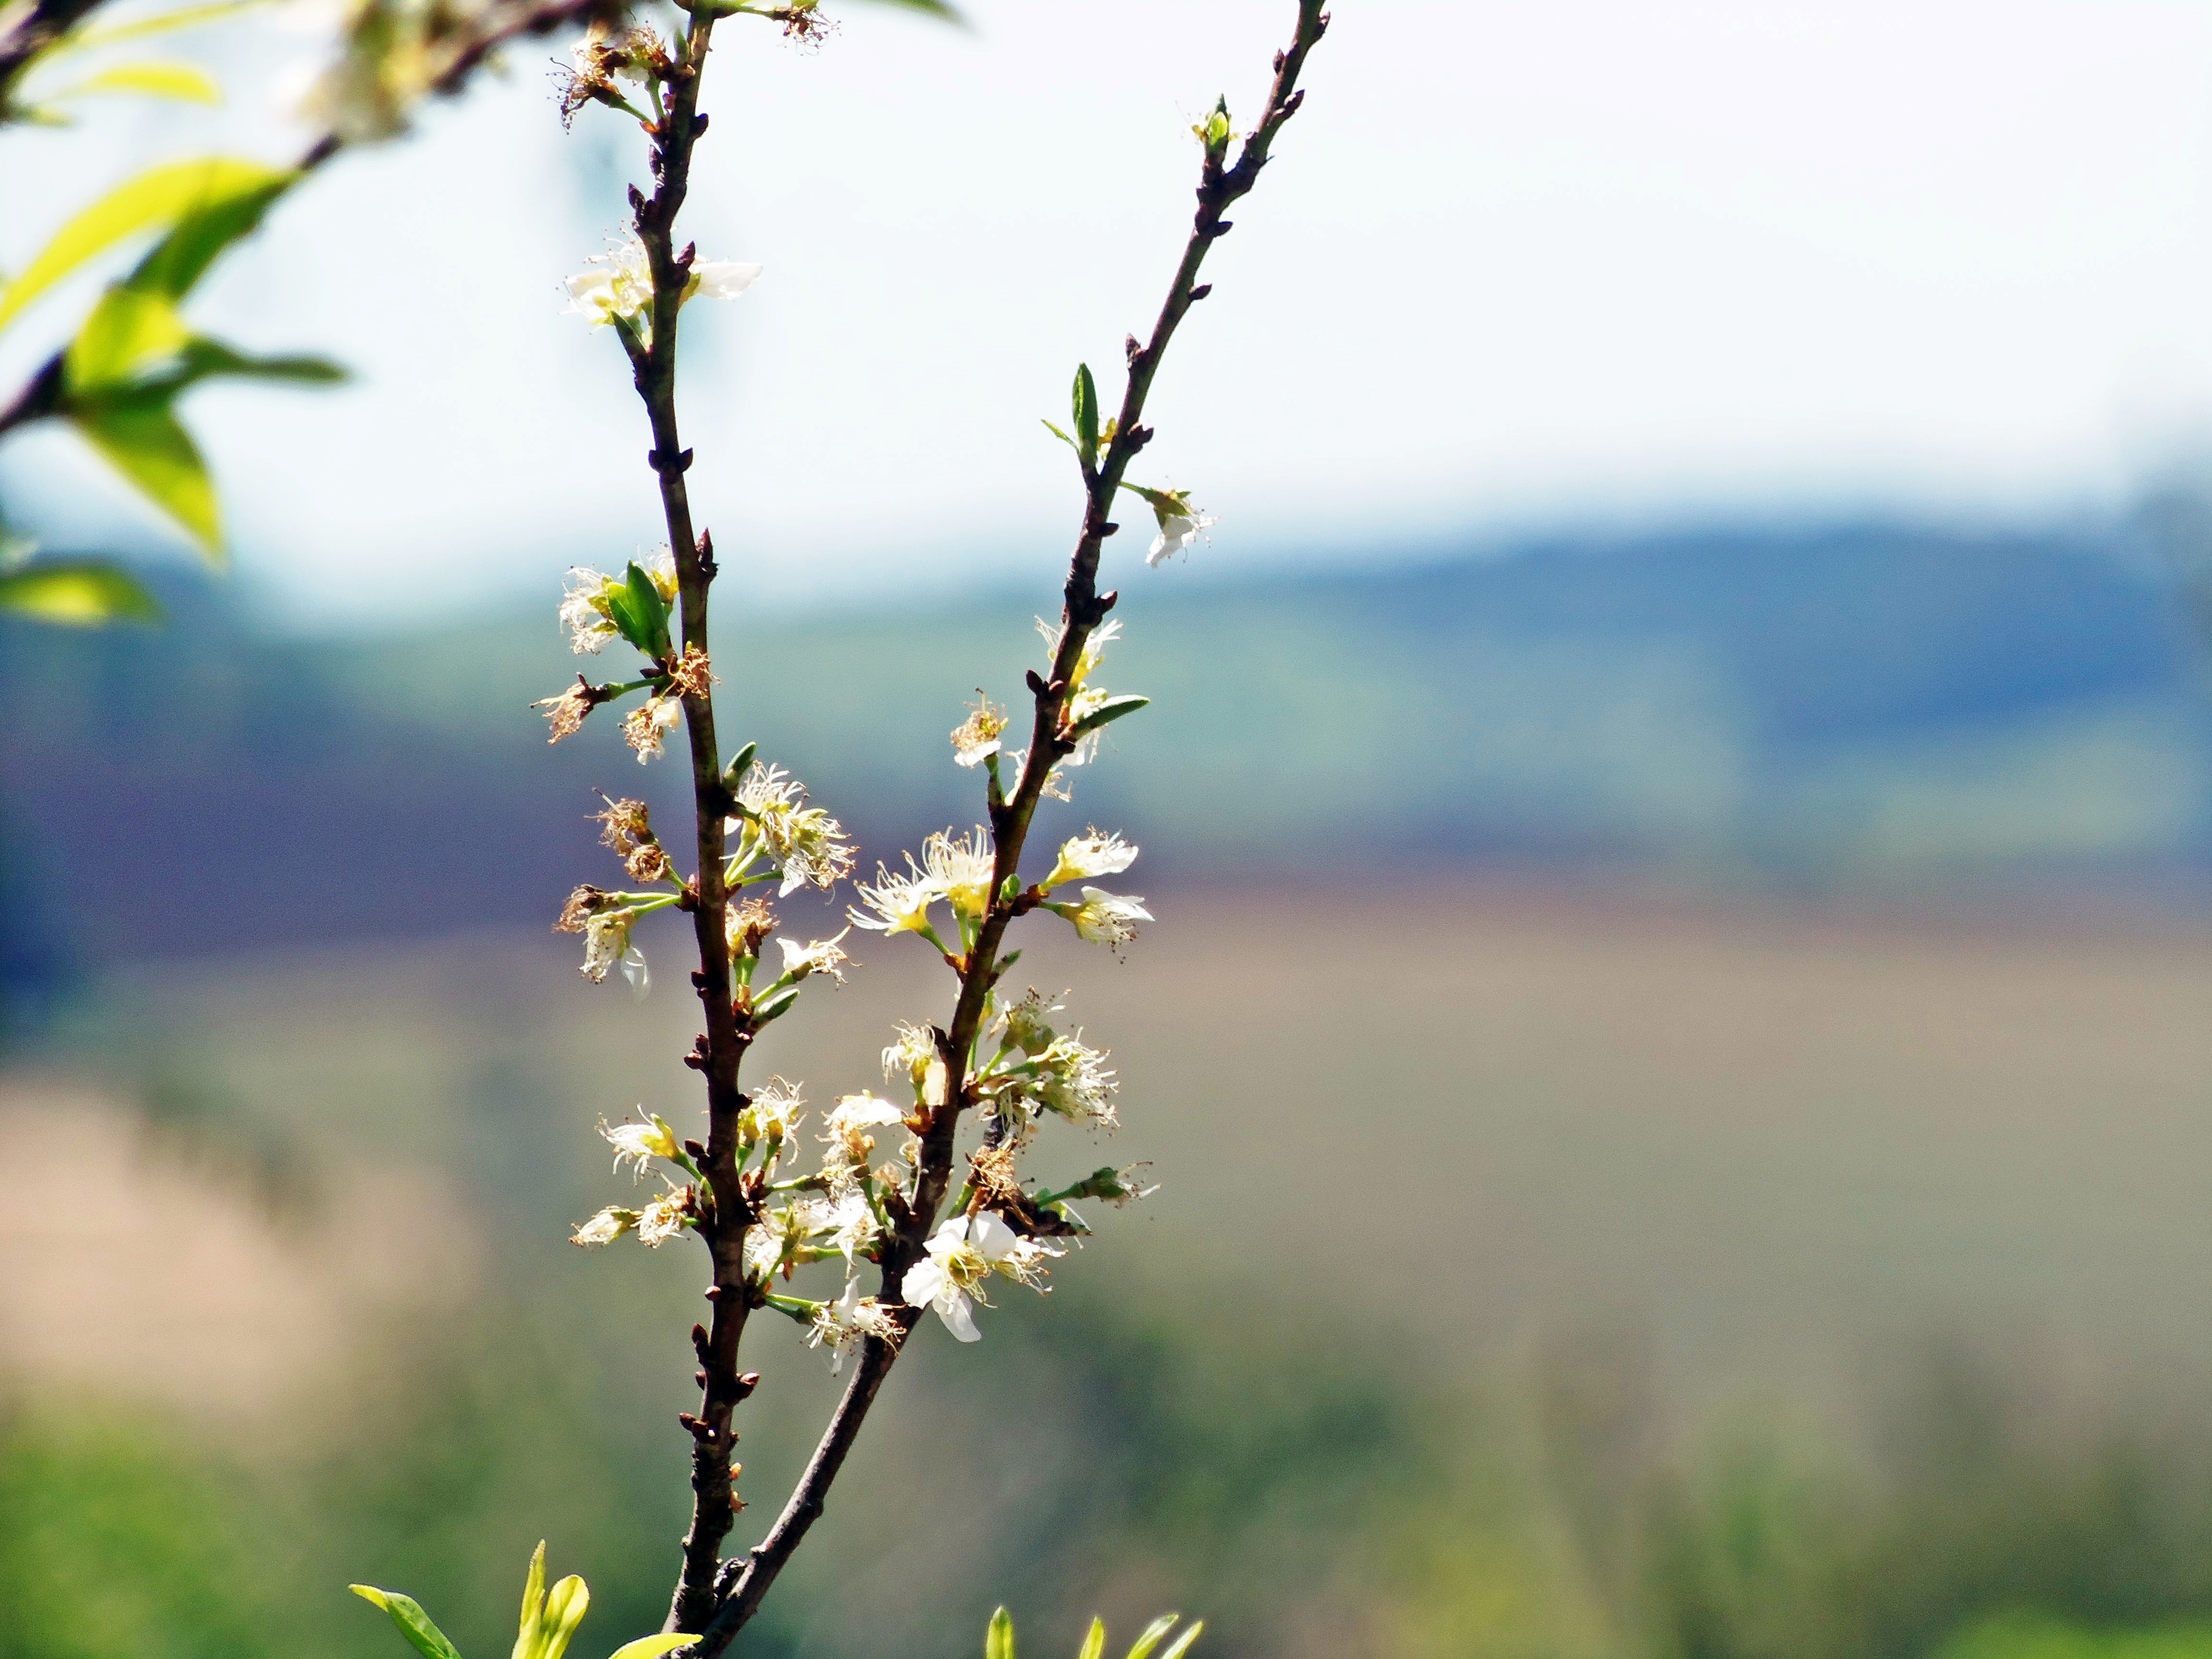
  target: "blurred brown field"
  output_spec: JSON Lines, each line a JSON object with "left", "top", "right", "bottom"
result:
{"left": 14, "top": 876, "right": 2211, "bottom": 1414}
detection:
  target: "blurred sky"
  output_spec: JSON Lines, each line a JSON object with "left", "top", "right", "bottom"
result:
{"left": 6, "top": 0, "right": 2212, "bottom": 626}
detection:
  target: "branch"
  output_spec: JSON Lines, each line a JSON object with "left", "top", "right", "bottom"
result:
{"left": 0, "top": 0, "right": 629, "bottom": 445}
{"left": 686, "top": 5, "right": 1331, "bottom": 1650}
{"left": 0, "top": 0, "right": 107, "bottom": 112}
{"left": 598, "top": 11, "right": 776, "bottom": 1638}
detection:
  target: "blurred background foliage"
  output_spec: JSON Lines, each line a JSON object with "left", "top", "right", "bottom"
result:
{"left": 3, "top": 500, "right": 2212, "bottom": 1658}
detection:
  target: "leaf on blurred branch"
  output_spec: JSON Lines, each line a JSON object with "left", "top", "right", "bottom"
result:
{"left": 36, "top": 59, "right": 223, "bottom": 105}
{"left": 0, "top": 558, "right": 161, "bottom": 624}
{"left": 69, "top": 397, "right": 219, "bottom": 553}
{"left": 0, "top": 156, "right": 292, "bottom": 334}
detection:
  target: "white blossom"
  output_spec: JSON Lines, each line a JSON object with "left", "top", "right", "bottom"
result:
{"left": 899, "top": 1210, "right": 1056, "bottom": 1342}
{"left": 923, "top": 827, "right": 995, "bottom": 922}
{"left": 729, "top": 762, "right": 854, "bottom": 895}
{"left": 1050, "top": 887, "right": 1151, "bottom": 948}
{"left": 776, "top": 930, "right": 851, "bottom": 984}
{"left": 600, "top": 1113, "right": 682, "bottom": 1178}
{"left": 571, "top": 1205, "right": 640, "bottom": 1247}
{"left": 1041, "top": 829, "right": 1137, "bottom": 891}
{"left": 565, "top": 233, "right": 760, "bottom": 338}
{"left": 807, "top": 1276, "right": 902, "bottom": 1375}
{"left": 582, "top": 908, "right": 637, "bottom": 983}
{"left": 849, "top": 863, "right": 943, "bottom": 938}
{"left": 1147, "top": 508, "right": 1216, "bottom": 567}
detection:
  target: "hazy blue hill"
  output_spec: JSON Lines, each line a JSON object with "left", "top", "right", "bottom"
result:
{"left": 4, "top": 515, "right": 2206, "bottom": 1008}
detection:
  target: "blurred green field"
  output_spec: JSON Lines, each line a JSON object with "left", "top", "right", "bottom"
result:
{"left": 5, "top": 883, "right": 2212, "bottom": 1659}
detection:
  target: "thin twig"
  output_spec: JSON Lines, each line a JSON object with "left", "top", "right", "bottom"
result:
{"left": 684, "top": 5, "right": 1329, "bottom": 1651}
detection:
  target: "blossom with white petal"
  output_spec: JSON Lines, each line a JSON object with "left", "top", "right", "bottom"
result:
{"left": 581, "top": 908, "right": 637, "bottom": 983}
{"left": 900, "top": 1211, "right": 1057, "bottom": 1341}
{"left": 950, "top": 697, "right": 1007, "bottom": 769}
{"left": 923, "top": 827, "right": 995, "bottom": 922}
{"left": 621, "top": 945, "right": 650, "bottom": 1000}
{"left": 600, "top": 1112, "right": 682, "bottom": 1178}
{"left": 728, "top": 762, "right": 854, "bottom": 895}
{"left": 637, "top": 1186, "right": 693, "bottom": 1247}
{"left": 849, "top": 863, "right": 943, "bottom": 938}
{"left": 1148, "top": 508, "right": 1216, "bottom": 567}
{"left": 1049, "top": 887, "right": 1152, "bottom": 949}
{"left": 776, "top": 929, "right": 851, "bottom": 984}
{"left": 739, "top": 1077, "right": 803, "bottom": 1148}
{"left": 571, "top": 1205, "right": 640, "bottom": 1247}
{"left": 808, "top": 1276, "right": 902, "bottom": 1374}
{"left": 688, "top": 260, "right": 763, "bottom": 301}
{"left": 565, "top": 233, "right": 761, "bottom": 342}
{"left": 1041, "top": 829, "right": 1138, "bottom": 892}
{"left": 822, "top": 1092, "right": 906, "bottom": 1185}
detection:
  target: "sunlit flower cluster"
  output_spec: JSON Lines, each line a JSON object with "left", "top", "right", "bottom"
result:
{"left": 727, "top": 761, "right": 855, "bottom": 897}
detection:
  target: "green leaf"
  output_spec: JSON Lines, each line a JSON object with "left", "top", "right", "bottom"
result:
{"left": 65, "top": 288, "right": 191, "bottom": 390}
{"left": 986, "top": 1608, "right": 1017, "bottom": 1659}
{"left": 1066, "top": 693, "right": 1148, "bottom": 737}
{"left": 63, "top": 0, "right": 267, "bottom": 52}
{"left": 1071, "top": 364, "right": 1098, "bottom": 460}
{"left": 1155, "top": 1626, "right": 1202, "bottom": 1659}
{"left": 69, "top": 397, "right": 219, "bottom": 554}
{"left": 605, "top": 1638, "right": 695, "bottom": 1659}
{"left": 612, "top": 560, "right": 673, "bottom": 660}
{"left": 750, "top": 986, "right": 800, "bottom": 1025}
{"left": 538, "top": 1576, "right": 590, "bottom": 1659}
{"left": 1123, "top": 1616, "right": 1180, "bottom": 1659}
{"left": 350, "top": 1587, "right": 469, "bottom": 1659}
{"left": 1040, "top": 418, "right": 1079, "bottom": 453}
{"left": 0, "top": 157, "right": 291, "bottom": 335}
{"left": 44, "top": 61, "right": 223, "bottom": 104}
{"left": 1075, "top": 1618, "right": 1106, "bottom": 1659}
{"left": 513, "top": 1541, "right": 547, "bottom": 1659}
{"left": 126, "top": 172, "right": 292, "bottom": 302}
{"left": 0, "top": 560, "right": 161, "bottom": 625}
{"left": 171, "top": 336, "right": 345, "bottom": 385}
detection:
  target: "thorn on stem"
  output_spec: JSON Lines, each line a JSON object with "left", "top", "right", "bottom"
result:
{"left": 1101, "top": 522, "right": 1119, "bottom": 536}
{"left": 1124, "top": 333, "right": 1142, "bottom": 364}
{"left": 1099, "top": 589, "right": 1120, "bottom": 613}
{"left": 628, "top": 184, "right": 647, "bottom": 213}
{"left": 1025, "top": 669, "right": 1048, "bottom": 696}
{"left": 685, "top": 1137, "right": 708, "bottom": 1160}
{"left": 676, "top": 241, "right": 697, "bottom": 270}
{"left": 693, "top": 111, "right": 709, "bottom": 137}
{"left": 1189, "top": 283, "right": 1212, "bottom": 302}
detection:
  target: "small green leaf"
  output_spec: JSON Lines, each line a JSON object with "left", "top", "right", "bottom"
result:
{"left": 69, "top": 397, "right": 218, "bottom": 554}
{"left": 172, "top": 336, "right": 345, "bottom": 385}
{"left": 1155, "top": 1625, "right": 1202, "bottom": 1659}
{"left": 750, "top": 986, "right": 800, "bottom": 1025}
{"left": 612, "top": 560, "right": 673, "bottom": 660}
{"left": 0, "top": 560, "right": 161, "bottom": 625}
{"left": 605, "top": 1638, "right": 695, "bottom": 1659}
{"left": 65, "top": 288, "right": 191, "bottom": 390}
{"left": 1075, "top": 1618, "right": 1106, "bottom": 1659}
{"left": 513, "top": 1542, "right": 547, "bottom": 1659}
{"left": 1123, "top": 1616, "right": 1180, "bottom": 1659}
{"left": 0, "top": 156, "right": 291, "bottom": 334}
{"left": 1040, "top": 418, "right": 1079, "bottom": 452}
{"left": 537, "top": 1576, "right": 590, "bottom": 1659}
{"left": 986, "top": 1607, "right": 1017, "bottom": 1659}
{"left": 1071, "top": 364, "right": 1098, "bottom": 460}
{"left": 1066, "top": 693, "right": 1148, "bottom": 737}
{"left": 45, "top": 61, "right": 223, "bottom": 104}
{"left": 350, "top": 1587, "right": 469, "bottom": 1659}
{"left": 721, "top": 740, "right": 758, "bottom": 795}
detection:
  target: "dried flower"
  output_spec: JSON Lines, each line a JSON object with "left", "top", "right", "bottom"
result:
{"left": 637, "top": 1185, "right": 695, "bottom": 1247}
{"left": 950, "top": 696, "right": 1007, "bottom": 769}
{"left": 807, "top": 1276, "right": 902, "bottom": 1375}
{"left": 623, "top": 695, "right": 680, "bottom": 764}
{"left": 535, "top": 681, "right": 595, "bottom": 743}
